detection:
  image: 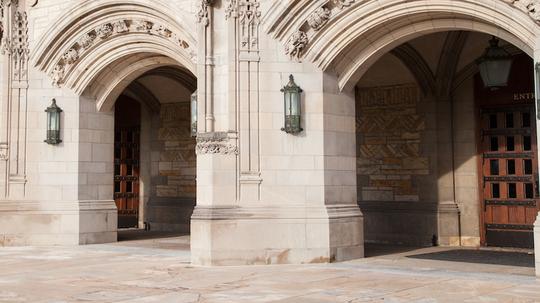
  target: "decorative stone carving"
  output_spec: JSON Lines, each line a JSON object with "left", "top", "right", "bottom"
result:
{"left": 196, "top": 0, "right": 214, "bottom": 26}
{"left": 499, "top": 0, "right": 540, "bottom": 23}
{"left": 156, "top": 25, "right": 172, "bottom": 38}
{"left": 0, "top": 143, "right": 7, "bottom": 161}
{"left": 307, "top": 7, "right": 331, "bottom": 30}
{"left": 134, "top": 20, "right": 153, "bottom": 32}
{"left": 51, "top": 64, "right": 64, "bottom": 87}
{"left": 78, "top": 32, "right": 96, "bottom": 50}
{"left": 96, "top": 23, "right": 113, "bottom": 39}
{"left": 332, "top": 0, "right": 355, "bottom": 9}
{"left": 112, "top": 20, "right": 129, "bottom": 34}
{"left": 62, "top": 48, "right": 78, "bottom": 64}
{"left": 49, "top": 19, "right": 193, "bottom": 87}
{"left": 285, "top": 30, "right": 308, "bottom": 60}
{"left": 196, "top": 133, "right": 238, "bottom": 155}
{"left": 225, "top": 0, "right": 237, "bottom": 19}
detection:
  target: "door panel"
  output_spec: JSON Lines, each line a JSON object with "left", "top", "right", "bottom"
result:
{"left": 114, "top": 97, "right": 141, "bottom": 229}
{"left": 480, "top": 106, "right": 539, "bottom": 248}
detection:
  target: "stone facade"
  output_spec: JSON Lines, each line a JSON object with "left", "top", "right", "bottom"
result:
{"left": 0, "top": 0, "right": 539, "bottom": 266}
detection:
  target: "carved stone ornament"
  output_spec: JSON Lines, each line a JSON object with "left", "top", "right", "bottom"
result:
{"left": 307, "top": 7, "right": 331, "bottom": 30}
{"left": 96, "top": 23, "right": 113, "bottom": 39}
{"left": 62, "top": 48, "right": 78, "bottom": 64}
{"left": 285, "top": 30, "right": 308, "bottom": 60}
{"left": 332, "top": 0, "right": 355, "bottom": 9}
{"left": 196, "top": 0, "right": 214, "bottom": 26}
{"left": 112, "top": 20, "right": 129, "bottom": 34}
{"left": 0, "top": 143, "right": 7, "bottom": 161}
{"left": 504, "top": 0, "right": 540, "bottom": 23}
{"left": 50, "top": 19, "right": 193, "bottom": 87}
{"left": 196, "top": 132, "right": 238, "bottom": 155}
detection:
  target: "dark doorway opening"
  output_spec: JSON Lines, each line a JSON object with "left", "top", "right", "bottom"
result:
{"left": 114, "top": 96, "right": 141, "bottom": 229}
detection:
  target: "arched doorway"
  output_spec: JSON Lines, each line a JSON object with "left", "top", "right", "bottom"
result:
{"left": 30, "top": 0, "right": 198, "bottom": 244}
{"left": 353, "top": 31, "right": 538, "bottom": 250}
{"left": 113, "top": 68, "right": 197, "bottom": 232}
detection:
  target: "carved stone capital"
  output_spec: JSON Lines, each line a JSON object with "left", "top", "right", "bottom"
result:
{"left": 196, "top": 132, "right": 238, "bottom": 155}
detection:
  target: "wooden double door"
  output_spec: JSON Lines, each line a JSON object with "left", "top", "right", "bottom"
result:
{"left": 480, "top": 105, "right": 539, "bottom": 248}
{"left": 114, "top": 97, "right": 141, "bottom": 229}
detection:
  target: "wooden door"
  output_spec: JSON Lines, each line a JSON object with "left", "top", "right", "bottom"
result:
{"left": 480, "top": 106, "right": 539, "bottom": 248}
{"left": 114, "top": 97, "right": 141, "bottom": 229}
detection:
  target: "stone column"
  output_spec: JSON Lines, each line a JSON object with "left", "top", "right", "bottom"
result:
{"left": 190, "top": 0, "right": 363, "bottom": 265}
{"left": 436, "top": 96, "right": 461, "bottom": 246}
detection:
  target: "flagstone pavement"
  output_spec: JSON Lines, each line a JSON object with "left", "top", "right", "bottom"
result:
{"left": 1, "top": 231, "right": 540, "bottom": 302}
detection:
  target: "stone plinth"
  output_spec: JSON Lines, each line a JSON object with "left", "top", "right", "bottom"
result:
{"left": 191, "top": 205, "right": 363, "bottom": 266}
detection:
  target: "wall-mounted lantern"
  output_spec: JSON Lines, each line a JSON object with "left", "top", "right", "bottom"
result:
{"left": 44, "top": 99, "right": 62, "bottom": 145}
{"left": 281, "top": 75, "right": 303, "bottom": 134}
{"left": 191, "top": 91, "right": 197, "bottom": 137}
{"left": 477, "top": 37, "right": 513, "bottom": 89}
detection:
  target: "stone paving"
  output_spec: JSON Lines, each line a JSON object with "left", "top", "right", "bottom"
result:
{"left": 1, "top": 232, "right": 540, "bottom": 302}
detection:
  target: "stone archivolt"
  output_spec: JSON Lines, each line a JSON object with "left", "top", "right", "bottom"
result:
{"left": 280, "top": 0, "right": 540, "bottom": 61}
{"left": 51, "top": 19, "right": 192, "bottom": 87}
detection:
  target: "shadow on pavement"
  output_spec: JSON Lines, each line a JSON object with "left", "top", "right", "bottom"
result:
{"left": 117, "top": 229, "right": 187, "bottom": 242}
{"left": 407, "top": 249, "right": 534, "bottom": 268}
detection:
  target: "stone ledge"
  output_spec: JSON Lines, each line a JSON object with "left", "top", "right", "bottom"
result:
{"left": 191, "top": 204, "right": 362, "bottom": 220}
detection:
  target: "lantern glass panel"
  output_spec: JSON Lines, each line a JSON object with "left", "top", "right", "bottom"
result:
{"left": 479, "top": 59, "right": 512, "bottom": 87}
{"left": 290, "top": 91, "right": 300, "bottom": 115}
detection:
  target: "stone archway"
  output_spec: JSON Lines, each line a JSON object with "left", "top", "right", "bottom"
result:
{"left": 27, "top": 0, "right": 198, "bottom": 244}
{"left": 266, "top": 0, "right": 539, "bottom": 91}
{"left": 264, "top": 0, "right": 540, "bottom": 252}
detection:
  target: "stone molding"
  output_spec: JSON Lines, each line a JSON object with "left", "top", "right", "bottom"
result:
{"left": 196, "top": 132, "right": 239, "bottom": 155}
{"left": 280, "top": 0, "right": 540, "bottom": 61}
{"left": 51, "top": 18, "right": 192, "bottom": 87}
{"left": 0, "top": 200, "right": 117, "bottom": 212}
{"left": 191, "top": 204, "right": 362, "bottom": 220}
{"left": 266, "top": 0, "right": 539, "bottom": 91}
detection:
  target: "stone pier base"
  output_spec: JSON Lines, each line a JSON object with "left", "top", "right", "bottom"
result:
{"left": 0, "top": 200, "right": 117, "bottom": 246}
{"left": 191, "top": 205, "right": 364, "bottom": 266}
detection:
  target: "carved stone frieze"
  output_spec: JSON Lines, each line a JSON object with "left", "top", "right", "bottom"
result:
{"left": 196, "top": 132, "right": 238, "bottom": 155}
{"left": 307, "top": 7, "right": 331, "bottom": 30}
{"left": 96, "top": 23, "right": 113, "bottom": 39}
{"left": 50, "top": 19, "right": 192, "bottom": 87}
{"left": 285, "top": 30, "right": 308, "bottom": 60}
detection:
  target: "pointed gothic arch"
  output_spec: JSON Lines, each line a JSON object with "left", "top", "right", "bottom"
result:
{"left": 266, "top": 0, "right": 540, "bottom": 91}
{"left": 31, "top": 0, "right": 196, "bottom": 111}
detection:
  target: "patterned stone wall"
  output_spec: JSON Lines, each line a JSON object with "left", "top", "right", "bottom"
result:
{"left": 356, "top": 84, "right": 429, "bottom": 202}
{"left": 153, "top": 103, "right": 196, "bottom": 199}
